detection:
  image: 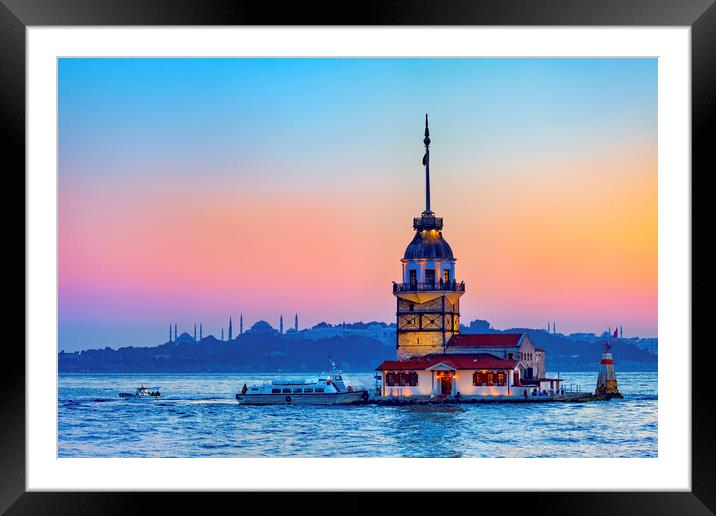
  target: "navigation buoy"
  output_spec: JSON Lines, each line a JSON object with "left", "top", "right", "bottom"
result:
{"left": 595, "top": 341, "right": 623, "bottom": 399}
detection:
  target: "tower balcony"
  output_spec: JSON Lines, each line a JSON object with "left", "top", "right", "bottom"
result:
{"left": 413, "top": 214, "right": 443, "bottom": 231}
{"left": 393, "top": 280, "right": 465, "bottom": 293}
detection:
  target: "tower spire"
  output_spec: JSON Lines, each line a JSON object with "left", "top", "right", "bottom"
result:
{"left": 422, "top": 113, "right": 432, "bottom": 215}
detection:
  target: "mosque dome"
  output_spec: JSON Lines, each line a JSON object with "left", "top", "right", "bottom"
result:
{"left": 404, "top": 228, "right": 454, "bottom": 260}
{"left": 250, "top": 320, "right": 275, "bottom": 333}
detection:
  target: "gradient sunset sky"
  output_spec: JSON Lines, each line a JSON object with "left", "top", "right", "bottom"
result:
{"left": 58, "top": 58, "right": 657, "bottom": 351}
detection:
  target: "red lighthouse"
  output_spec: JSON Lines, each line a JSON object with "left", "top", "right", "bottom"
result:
{"left": 595, "top": 341, "right": 622, "bottom": 398}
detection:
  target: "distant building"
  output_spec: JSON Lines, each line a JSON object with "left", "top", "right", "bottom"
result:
{"left": 468, "top": 319, "right": 491, "bottom": 332}
{"left": 284, "top": 322, "right": 395, "bottom": 347}
{"left": 246, "top": 320, "right": 279, "bottom": 336}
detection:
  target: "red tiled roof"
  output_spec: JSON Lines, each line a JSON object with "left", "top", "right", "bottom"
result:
{"left": 447, "top": 333, "right": 524, "bottom": 348}
{"left": 376, "top": 353, "right": 517, "bottom": 371}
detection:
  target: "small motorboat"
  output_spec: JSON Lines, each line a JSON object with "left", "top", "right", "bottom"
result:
{"left": 235, "top": 358, "right": 370, "bottom": 405}
{"left": 119, "top": 385, "right": 161, "bottom": 399}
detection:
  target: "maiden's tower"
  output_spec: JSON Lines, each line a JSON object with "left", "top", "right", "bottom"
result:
{"left": 378, "top": 116, "right": 563, "bottom": 399}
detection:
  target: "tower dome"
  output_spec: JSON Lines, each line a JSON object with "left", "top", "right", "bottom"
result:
{"left": 404, "top": 228, "right": 454, "bottom": 260}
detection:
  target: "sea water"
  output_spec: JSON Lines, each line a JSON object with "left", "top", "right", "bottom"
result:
{"left": 58, "top": 371, "right": 657, "bottom": 458}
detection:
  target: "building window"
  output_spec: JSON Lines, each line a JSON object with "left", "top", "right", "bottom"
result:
{"left": 473, "top": 371, "right": 507, "bottom": 387}
{"left": 443, "top": 269, "right": 450, "bottom": 283}
{"left": 425, "top": 269, "right": 435, "bottom": 286}
{"left": 385, "top": 371, "right": 419, "bottom": 386}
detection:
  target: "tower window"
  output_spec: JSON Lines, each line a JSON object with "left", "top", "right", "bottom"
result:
{"left": 443, "top": 269, "right": 450, "bottom": 283}
{"left": 409, "top": 270, "right": 417, "bottom": 287}
{"left": 425, "top": 269, "right": 435, "bottom": 286}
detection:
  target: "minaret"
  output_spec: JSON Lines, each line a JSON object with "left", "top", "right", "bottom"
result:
{"left": 280, "top": 315, "right": 284, "bottom": 335}
{"left": 240, "top": 314, "right": 244, "bottom": 335}
{"left": 174, "top": 323, "right": 177, "bottom": 341}
{"left": 221, "top": 328, "right": 224, "bottom": 342}
{"left": 200, "top": 323, "right": 203, "bottom": 340}
{"left": 294, "top": 313, "right": 298, "bottom": 331}
{"left": 169, "top": 324, "right": 172, "bottom": 343}
{"left": 620, "top": 325, "right": 623, "bottom": 339}
{"left": 228, "top": 317, "right": 233, "bottom": 341}
{"left": 547, "top": 322, "right": 551, "bottom": 333}
{"left": 394, "top": 115, "right": 464, "bottom": 360}
{"left": 553, "top": 321, "right": 556, "bottom": 334}
{"left": 193, "top": 324, "right": 197, "bottom": 341}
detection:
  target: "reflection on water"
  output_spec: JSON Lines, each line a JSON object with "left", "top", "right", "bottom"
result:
{"left": 58, "top": 371, "right": 657, "bottom": 458}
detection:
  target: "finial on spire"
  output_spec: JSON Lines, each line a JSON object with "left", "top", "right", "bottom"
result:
{"left": 422, "top": 113, "right": 432, "bottom": 215}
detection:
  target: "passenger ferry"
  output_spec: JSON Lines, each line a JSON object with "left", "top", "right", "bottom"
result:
{"left": 235, "top": 358, "right": 369, "bottom": 405}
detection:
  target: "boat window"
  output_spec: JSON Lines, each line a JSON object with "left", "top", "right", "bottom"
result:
{"left": 282, "top": 388, "right": 291, "bottom": 393}
{"left": 335, "top": 376, "right": 342, "bottom": 380}
{"left": 272, "top": 389, "right": 281, "bottom": 393}
{"left": 315, "top": 388, "right": 325, "bottom": 393}
{"left": 304, "top": 388, "right": 314, "bottom": 393}
{"left": 293, "top": 388, "right": 303, "bottom": 393}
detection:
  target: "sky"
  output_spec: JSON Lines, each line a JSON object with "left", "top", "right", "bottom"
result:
{"left": 58, "top": 58, "right": 657, "bottom": 351}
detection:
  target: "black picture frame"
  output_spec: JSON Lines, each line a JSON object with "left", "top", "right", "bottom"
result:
{"left": 3, "top": 0, "right": 712, "bottom": 513}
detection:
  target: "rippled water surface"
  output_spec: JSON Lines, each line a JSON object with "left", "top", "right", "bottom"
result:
{"left": 58, "top": 371, "right": 657, "bottom": 457}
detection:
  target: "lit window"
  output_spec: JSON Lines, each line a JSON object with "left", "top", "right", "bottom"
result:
{"left": 385, "top": 371, "right": 419, "bottom": 386}
{"left": 473, "top": 371, "right": 506, "bottom": 386}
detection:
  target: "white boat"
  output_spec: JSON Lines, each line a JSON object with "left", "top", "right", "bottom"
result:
{"left": 119, "top": 385, "right": 161, "bottom": 399}
{"left": 235, "top": 358, "right": 369, "bottom": 405}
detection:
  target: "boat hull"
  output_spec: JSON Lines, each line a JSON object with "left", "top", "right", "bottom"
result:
{"left": 235, "top": 390, "right": 368, "bottom": 405}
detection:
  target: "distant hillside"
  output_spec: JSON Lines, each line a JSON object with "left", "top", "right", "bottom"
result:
{"left": 59, "top": 323, "right": 657, "bottom": 373}
{"left": 461, "top": 327, "right": 657, "bottom": 371}
{"left": 58, "top": 333, "right": 390, "bottom": 373}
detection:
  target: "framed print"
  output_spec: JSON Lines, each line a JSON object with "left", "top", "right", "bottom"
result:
{"left": 4, "top": 0, "right": 713, "bottom": 513}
